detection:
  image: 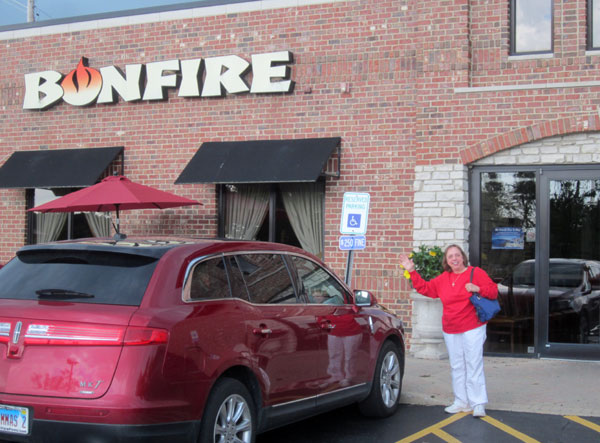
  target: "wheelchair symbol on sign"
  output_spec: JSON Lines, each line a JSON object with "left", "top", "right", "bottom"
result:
{"left": 347, "top": 213, "right": 361, "bottom": 228}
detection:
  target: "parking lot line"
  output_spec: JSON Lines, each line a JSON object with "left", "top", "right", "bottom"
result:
{"left": 481, "top": 415, "right": 541, "bottom": 443}
{"left": 395, "top": 412, "right": 469, "bottom": 443}
{"left": 432, "top": 428, "right": 462, "bottom": 443}
{"left": 564, "top": 415, "right": 600, "bottom": 433}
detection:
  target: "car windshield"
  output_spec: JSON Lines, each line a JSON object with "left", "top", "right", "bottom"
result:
{"left": 0, "top": 249, "right": 160, "bottom": 306}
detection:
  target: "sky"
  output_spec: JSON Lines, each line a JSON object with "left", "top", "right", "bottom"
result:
{"left": 0, "top": 0, "right": 206, "bottom": 27}
{"left": 515, "top": 0, "right": 553, "bottom": 53}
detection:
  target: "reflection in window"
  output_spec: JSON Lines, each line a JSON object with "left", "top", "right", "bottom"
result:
{"left": 548, "top": 179, "right": 600, "bottom": 345}
{"left": 479, "top": 171, "right": 536, "bottom": 354}
{"left": 187, "top": 257, "right": 231, "bottom": 301}
{"left": 236, "top": 254, "right": 297, "bottom": 304}
{"left": 226, "top": 256, "right": 251, "bottom": 301}
{"left": 480, "top": 171, "right": 536, "bottom": 280}
{"left": 291, "top": 256, "right": 346, "bottom": 306}
{"left": 510, "top": 0, "right": 553, "bottom": 55}
{"left": 589, "top": 0, "right": 600, "bottom": 49}
{"left": 549, "top": 179, "right": 600, "bottom": 260}
{"left": 512, "top": 261, "right": 535, "bottom": 286}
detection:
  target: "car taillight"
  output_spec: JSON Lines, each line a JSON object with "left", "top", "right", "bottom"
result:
{"left": 0, "top": 322, "right": 10, "bottom": 343}
{"left": 124, "top": 326, "right": 169, "bottom": 345}
{"left": 23, "top": 324, "right": 167, "bottom": 346}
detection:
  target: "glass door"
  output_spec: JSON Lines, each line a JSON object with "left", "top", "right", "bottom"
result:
{"left": 540, "top": 170, "right": 600, "bottom": 359}
{"left": 476, "top": 171, "right": 537, "bottom": 355}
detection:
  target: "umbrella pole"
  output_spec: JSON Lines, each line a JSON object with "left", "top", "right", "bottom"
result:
{"left": 115, "top": 204, "right": 120, "bottom": 234}
{"left": 113, "top": 204, "right": 126, "bottom": 240}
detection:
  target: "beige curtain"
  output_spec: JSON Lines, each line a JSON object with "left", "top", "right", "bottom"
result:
{"left": 85, "top": 212, "right": 112, "bottom": 237}
{"left": 225, "top": 184, "right": 270, "bottom": 240}
{"left": 281, "top": 182, "right": 324, "bottom": 258}
{"left": 35, "top": 213, "right": 67, "bottom": 243}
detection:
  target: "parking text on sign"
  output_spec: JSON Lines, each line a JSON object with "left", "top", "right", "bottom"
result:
{"left": 340, "top": 192, "right": 370, "bottom": 235}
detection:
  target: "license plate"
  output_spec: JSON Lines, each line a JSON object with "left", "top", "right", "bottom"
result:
{"left": 0, "top": 404, "right": 29, "bottom": 435}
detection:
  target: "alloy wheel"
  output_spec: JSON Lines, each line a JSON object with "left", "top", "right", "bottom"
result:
{"left": 213, "top": 394, "right": 253, "bottom": 443}
{"left": 379, "top": 350, "right": 401, "bottom": 408}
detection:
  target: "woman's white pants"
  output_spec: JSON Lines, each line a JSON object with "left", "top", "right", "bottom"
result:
{"left": 443, "top": 324, "right": 488, "bottom": 407}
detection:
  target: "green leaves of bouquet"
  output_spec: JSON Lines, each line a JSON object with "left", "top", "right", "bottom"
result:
{"left": 403, "top": 245, "right": 444, "bottom": 281}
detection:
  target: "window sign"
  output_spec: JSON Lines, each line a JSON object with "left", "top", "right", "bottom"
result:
{"left": 492, "top": 227, "right": 524, "bottom": 250}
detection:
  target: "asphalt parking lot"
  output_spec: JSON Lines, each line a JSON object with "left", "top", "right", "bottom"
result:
{"left": 257, "top": 404, "right": 600, "bottom": 443}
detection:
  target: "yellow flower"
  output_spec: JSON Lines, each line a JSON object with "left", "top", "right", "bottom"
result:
{"left": 409, "top": 253, "right": 414, "bottom": 258}
{"left": 403, "top": 270, "right": 411, "bottom": 279}
{"left": 429, "top": 251, "right": 437, "bottom": 256}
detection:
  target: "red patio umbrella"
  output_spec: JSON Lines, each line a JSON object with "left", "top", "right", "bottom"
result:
{"left": 28, "top": 175, "right": 201, "bottom": 237}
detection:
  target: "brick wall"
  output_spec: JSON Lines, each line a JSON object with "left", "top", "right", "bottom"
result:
{"left": 2, "top": 0, "right": 600, "bottom": 344}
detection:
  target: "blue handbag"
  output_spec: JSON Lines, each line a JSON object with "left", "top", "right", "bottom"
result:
{"left": 469, "top": 268, "right": 500, "bottom": 322}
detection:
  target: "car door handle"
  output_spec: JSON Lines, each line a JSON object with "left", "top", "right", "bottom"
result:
{"left": 252, "top": 327, "right": 272, "bottom": 337}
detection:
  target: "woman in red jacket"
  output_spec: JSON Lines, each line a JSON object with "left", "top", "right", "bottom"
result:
{"left": 399, "top": 244, "right": 498, "bottom": 418}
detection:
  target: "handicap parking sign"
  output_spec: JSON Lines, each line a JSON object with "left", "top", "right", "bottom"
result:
{"left": 347, "top": 213, "right": 361, "bottom": 229}
{"left": 340, "top": 192, "right": 370, "bottom": 235}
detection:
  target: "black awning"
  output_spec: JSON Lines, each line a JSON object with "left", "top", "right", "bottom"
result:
{"left": 175, "top": 137, "right": 341, "bottom": 184}
{"left": 0, "top": 147, "right": 123, "bottom": 188}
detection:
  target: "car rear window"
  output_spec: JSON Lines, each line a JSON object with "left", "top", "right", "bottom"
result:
{"left": 0, "top": 249, "right": 159, "bottom": 306}
{"left": 187, "top": 257, "right": 231, "bottom": 300}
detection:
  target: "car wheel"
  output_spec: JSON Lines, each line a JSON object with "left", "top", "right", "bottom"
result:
{"left": 199, "top": 377, "right": 256, "bottom": 443}
{"left": 358, "top": 341, "right": 403, "bottom": 418}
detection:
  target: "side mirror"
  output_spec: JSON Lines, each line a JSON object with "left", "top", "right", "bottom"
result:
{"left": 354, "top": 289, "right": 375, "bottom": 307}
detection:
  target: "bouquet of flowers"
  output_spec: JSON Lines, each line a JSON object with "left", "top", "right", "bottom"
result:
{"left": 403, "top": 245, "right": 443, "bottom": 280}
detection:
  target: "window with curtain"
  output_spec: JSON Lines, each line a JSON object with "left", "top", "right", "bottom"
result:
{"left": 510, "top": 0, "right": 553, "bottom": 55}
{"left": 280, "top": 182, "right": 324, "bottom": 258}
{"left": 221, "top": 181, "right": 324, "bottom": 258}
{"left": 224, "top": 184, "right": 270, "bottom": 240}
{"left": 28, "top": 188, "right": 97, "bottom": 244}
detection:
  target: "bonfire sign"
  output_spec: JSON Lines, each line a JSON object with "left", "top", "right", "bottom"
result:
{"left": 23, "top": 51, "right": 294, "bottom": 110}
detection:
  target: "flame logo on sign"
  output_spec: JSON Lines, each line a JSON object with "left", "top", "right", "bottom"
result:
{"left": 61, "top": 58, "right": 102, "bottom": 106}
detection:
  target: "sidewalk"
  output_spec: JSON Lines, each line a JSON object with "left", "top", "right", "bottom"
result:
{"left": 400, "top": 355, "right": 600, "bottom": 417}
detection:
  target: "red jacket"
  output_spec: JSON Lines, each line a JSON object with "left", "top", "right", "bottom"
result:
{"left": 409, "top": 266, "right": 498, "bottom": 334}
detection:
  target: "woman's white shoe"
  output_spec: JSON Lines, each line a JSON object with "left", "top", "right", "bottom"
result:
{"left": 473, "top": 404, "right": 486, "bottom": 417}
{"left": 444, "top": 402, "right": 472, "bottom": 414}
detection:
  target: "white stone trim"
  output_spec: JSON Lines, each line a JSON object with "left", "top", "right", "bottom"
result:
{"left": 412, "top": 163, "right": 469, "bottom": 252}
{"left": 455, "top": 80, "right": 600, "bottom": 94}
{"left": 473, "top": 132, "right": 600, "bottom": 165}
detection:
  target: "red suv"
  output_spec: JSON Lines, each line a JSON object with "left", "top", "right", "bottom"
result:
{"left": 0, "top": 238, "right": 405, "bottom": 442}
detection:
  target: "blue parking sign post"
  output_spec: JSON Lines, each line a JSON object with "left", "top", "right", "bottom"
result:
{"left": 339, "top": 193, "right": 370, "bottom": 285}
